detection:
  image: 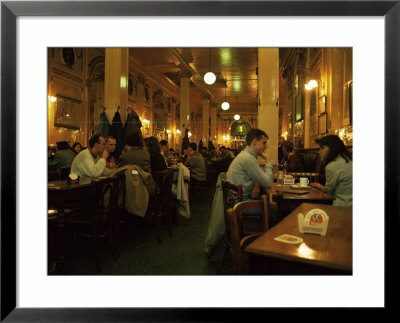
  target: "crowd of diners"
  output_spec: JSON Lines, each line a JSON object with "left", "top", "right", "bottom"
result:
{"left": 49, "top": 128, "right": 353, "bottom": 208}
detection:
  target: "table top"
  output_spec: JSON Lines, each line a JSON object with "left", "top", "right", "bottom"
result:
{"left": 245, "top": 203, "right": 352, "bottom": 272}
{"left": 270, "top": 183, "right": 334, "bottom": 201}
{"left": 48, "top": 176, "right": 109, "bottom": 191}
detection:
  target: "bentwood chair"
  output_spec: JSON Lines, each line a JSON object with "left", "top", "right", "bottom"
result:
{"left": 216, "top": 180, "right": 243, "bottom": 273}
{"left": 66, "top": 176, "right": 120, "bottom": 272}
{"left": 225, "top": 195, "right": 270, "bottom": 274}
{"left": 149, "top": 168, "right": 178, "bottom": 244}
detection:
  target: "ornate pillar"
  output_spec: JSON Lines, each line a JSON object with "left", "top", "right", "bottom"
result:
{"left": 179, "top": 70, "right": 192, "bottom": 131}
{"left": 137, "top": 75, "right": 146, "bottom": 120}
{"left": 201, "top": 94, "right": 210, "bottom": 142}
{"left": 210, "top": 102, "right": 217, "bottom": 145}
{"left": 104, "top": 48, "right": 129, "bottom": 122}
{"left": 258, "top": 48, "right": 279, "bottom": 163}
{"left": 179, "top": 70, "right": 192, "bottom": 151}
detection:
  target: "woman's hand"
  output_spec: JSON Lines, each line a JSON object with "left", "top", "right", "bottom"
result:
{"left": 310, "top": 182, "right": 325, "bottom": 191}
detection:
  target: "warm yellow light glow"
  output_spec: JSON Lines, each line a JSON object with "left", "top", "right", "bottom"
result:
{"left": 234, "top": 114, "right": 240, "bottom": 120}
{"left": 142, "top": 119, "right": 150, "bottom": 125}
{"left": 204, "top": 72, "right": 216, "bottom": 85}
{"left": 176, "top": 129, "right": 181, "bottom": 134}
{"left": 283, "top": 131, "right": 288, "bottom": 140}
{"left": 221, "top": 101, "right": 230, "bottom": 111}
{"left": 232, "top": 80, "right": 241, "bottom": 91}
{"left": 166, "top": 129, "right": 171, "bottom": 134}
{"left": 48, "top": 96, "right": 57, "bottom": 102}
{"left": 226, "top": 135, "right": 230, "bottom": 140}
{"left": 220, "top": 48, "right": 232, "bottom": 65}
{"left": 297, "top": 243, "right": 316, "bottom": 259}
{"left": 120, "top": 76, "right": 127, "bottom": 88}
{"left": 305, "top": 80, "right": 318, "bottom": 90}
{"left": 188, "top": 132, "right": 192, "bottom": 137}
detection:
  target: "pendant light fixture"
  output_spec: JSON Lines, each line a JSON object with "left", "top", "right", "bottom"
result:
{"left": 221, "top": 80, "right": 230, "bottom": 111}
{"left": 204, "top": 48, "right": 216, "bottom": 85}
{"left": 233, "top": 97, "right": 240, "bottom": 120}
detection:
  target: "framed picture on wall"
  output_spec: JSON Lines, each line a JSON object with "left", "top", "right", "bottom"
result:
{"left": 295, "top": 93, "right": 303, "bottom": 121}
{"left": 54, "top": 95, "right": 81, "bottom": 130}
{"left": 319, "top": 95, "right": 326, "bottom": 114}
{"left": 319, "top": 112, "right": 327, "bottom": 134}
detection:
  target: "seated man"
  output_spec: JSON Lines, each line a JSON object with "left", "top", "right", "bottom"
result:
{"left": 227, "top": 128, "right": 274, "bottom": 201}
{"left": 282, "top": 140, "right": 304, "bottom": 173}
{"left": 184, "top": 142, "right": 207, "bottom": 184}
{"left": 70, "top": 135, "right": 112, "bottom": 178}
{"left": 118, "top": 132, "right": 152, "bottom": 174}
{"left": 100, "top": 136, "right": 118, "bottom": 170}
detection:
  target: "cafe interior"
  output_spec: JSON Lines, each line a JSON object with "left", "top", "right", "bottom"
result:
{"left": 48, "top": 47, "right": 353, "bottom": 275}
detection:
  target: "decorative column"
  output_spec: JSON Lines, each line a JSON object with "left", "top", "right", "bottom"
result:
{"left": 179, "top": 70, "right": 192, "bottom": 151}
{"left": 104, "top": 48, "right": 129, "bottom": 123}
{"left": 210, "top": 103, "right": 217, "bottom": 146}
{"left": 137, "top": 75, "right": 146, "bottom": 120}
{"left": 179, "top": 70, "right": 192, "bottom": 131}
{"left": 258, "top": 48, "right": 279, "bottom": 163}
{"left": 201, "top": 94, "right": 210, "bottom": 142}
{"left": 171, "top": 97, "right": 178, "bottom": 149}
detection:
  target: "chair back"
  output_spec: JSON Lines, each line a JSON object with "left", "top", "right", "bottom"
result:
{"left": 59, "top": 168, "right": 71, "bottom": 180}
{"left": 221, "top": 180, "right": 243, "bottom": 214}
{"left": 225, "top": 194, "right": 269, "bottom": 274}
{"left": 89, "top": 176, "right": 121, "bottom": 221}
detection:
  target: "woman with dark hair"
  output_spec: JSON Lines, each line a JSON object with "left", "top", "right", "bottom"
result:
{"left": 72, "top": 142, "right": 83, "bottom": 155}
{"left": 143, "top": 136, "right": 167, "bottom": 179}
{"left": 311, "top": 135, "right": 352, "bottom": 207}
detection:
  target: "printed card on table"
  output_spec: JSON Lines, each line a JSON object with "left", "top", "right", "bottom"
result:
{"left": 274, "top": 234, "right": 303, "bottom": 244}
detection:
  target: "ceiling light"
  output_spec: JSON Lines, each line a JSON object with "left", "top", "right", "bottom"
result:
{"left": 234, "top": 114, "right": 240, "bottom": 120}
{"left": 204, "top": 72, "right": 216, "bottom": 85}
{"left": 204, "top": 48, "right": 216, "bottom": 85}
{"left": 221, "top": 80, "right": 230, "bottom": 110}
{"left": 221, "top": 101, "right": 230, "bottom": 110}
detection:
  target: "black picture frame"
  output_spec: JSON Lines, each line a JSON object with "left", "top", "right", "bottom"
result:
{"left": 2, "top": 1, "right": 399, "bottom": 320}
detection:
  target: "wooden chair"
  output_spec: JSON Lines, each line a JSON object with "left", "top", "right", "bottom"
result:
{"left": 225, "top": 195, "right": 270, "bottom": 274}
{"left": 189, "top": 177, "right": 213, "bottom": 204}
{"left": 148, "top": 168, "right": 178, "bottom": 244}
{"left": 216, "top": 180, "right": 243, "bottom": 273}
{"left": 66, "top": 176, "right": 121, "bottom": 272}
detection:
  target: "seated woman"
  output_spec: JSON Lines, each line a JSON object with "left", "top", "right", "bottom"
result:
{"left": 310, "top": 135, "right": 352, "bottom": 207}
{"left": 72, "top": 142, "right": 83, "bottom": 155}
{"left": 144, "top": 136, "right": 168, "bottom": 180}
{"left": 282, "top": 140, "right": 304, "bottom": 172}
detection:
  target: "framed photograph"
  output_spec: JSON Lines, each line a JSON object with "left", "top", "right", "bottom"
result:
{"left": 295, "top": 93, "right": 303, "bottom": 121}
{"left": 319, "top": 112, "right": 327, "bottom": 134}
{"left": 319, "top": 94, "right": 327, "bottom": 114}
{"left": 2, "top": 0, "right": 398, "bottom": 321}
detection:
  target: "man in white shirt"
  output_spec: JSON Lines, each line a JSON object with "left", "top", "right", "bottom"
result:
{"left": 70, "top": 135, "right": 112, "bottom": 178}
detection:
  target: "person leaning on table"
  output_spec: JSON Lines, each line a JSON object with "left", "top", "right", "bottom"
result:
{"left": 227, "top": 128, "right": 274, "bottom": 201}
{"left": 70, "top": 134, "right": 112, "bottom": 178}
{"left": 310, "top": 135, "right": 353, "bottom": 207}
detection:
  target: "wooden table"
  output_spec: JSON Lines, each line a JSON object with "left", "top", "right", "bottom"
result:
{"left": 48, "top": 177, "right": 108, "bottom": 273}
{"left": 269, "top": 183, "right": 334, "bottom": 224}
{"left": 245, "top": 203, "right": 352, "bottom": 275}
